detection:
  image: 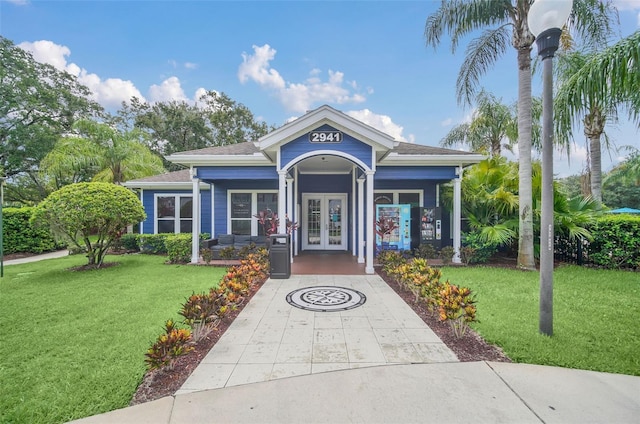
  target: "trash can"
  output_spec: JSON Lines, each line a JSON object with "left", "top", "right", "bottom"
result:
{"left": 269, "top": 234, "right": 291, "bottom": 279}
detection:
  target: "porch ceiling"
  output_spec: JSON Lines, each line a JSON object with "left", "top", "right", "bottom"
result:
{"left": 296, "top": 155, "right": 355, "bottom": 174}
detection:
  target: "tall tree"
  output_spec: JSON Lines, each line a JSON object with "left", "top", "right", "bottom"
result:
{"left": 40, "top": 119, "right": 165, "bottom": 185}
{"left": 0, "top": 36, "right": 102, "bottom": 202}
{"left": 554, "top": 30, "right": 640, "bottom": 205}
{"left": 440, "top": 90, "right": 520, "bottom": 157}
{"left": 119, "top": 91, "right": 273, "bottom": 162}
{"left": 424, "top": 0, "right": 616, "bottom": 270}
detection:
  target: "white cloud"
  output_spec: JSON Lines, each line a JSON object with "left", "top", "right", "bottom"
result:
{"left": 238, "top": 44, "right": 367, "bottom": 113}
{"left": 18, "top": 39, "right": 208, "bottom": 108}
{"left": 148, "top": 76, "right": 188, "bottom": 103}
{"left": 346, "top": 109, "right": 414, "bottom": 143}
{"left": 5, "top": 0, "right": 29, "bottom": 5}
{"left": 18, "top": 40, "right": 145, "bottom": 108}
{"left": 441, "top": 118, "right": 453, "bottom": 126}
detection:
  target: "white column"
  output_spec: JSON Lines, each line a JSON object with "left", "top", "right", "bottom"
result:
{"left": 453, "top": 167, "right": 463, "bottom": 264}
{"left": 365, "top": 171, "right": 375, "bottom": 274}
{"left": 286, "top": 176, "right": 294, "bottom": 262}
{"left": 357, "top": 175, "right": 365, "bottom": 264}
{"left": 278, "top": 171, "right": 287, "bottom": 234}
{"left": 351, "top": 170, "right": 356, "bottom": 256}
{"left": 191, "top": 176, "right": 200, "bottom": 264}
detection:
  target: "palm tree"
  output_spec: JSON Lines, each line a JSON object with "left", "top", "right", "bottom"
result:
{"left": 40, "top": 119, "right": 165, "bottom": 186}
{"left": 440, "top": 90, "right": 519, "bottom": 157}
{"left": 425, "top": 0, "right": 617, "bottom": 270}
{"left": 554, "top": 30, "right": 640, "bottom": 205}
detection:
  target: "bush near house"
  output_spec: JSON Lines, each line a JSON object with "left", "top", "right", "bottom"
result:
{"left": 2, "top": 207, "right": 63, "bottom": 254}
{"left": 587, "top": 215, "right": 640, "bottom": 269}
{"left": 145, "top": 248, "right": 270, "bottom": 371}
{"left": 31, "top": 182, "right": 146, "bottom": 268}
{"left": 378, "top": 252, "right": 476, "bottom": 337}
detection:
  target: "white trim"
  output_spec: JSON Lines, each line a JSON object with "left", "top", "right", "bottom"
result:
{"left": 191, "top": 178, "right": 200, "bottom": 264}
{"left": 357, "top": 175, "right": 365, "bottom": 263}
{"left": 366, "top": 171, "right": 375, "bottom": 274}
{"left": 166, "top": 153, "right": 270, "bottom": 166}
{"left": 257, "top": 105, "right": 396, "bottom": 151}
{"left": 380, "top": 153, "right": 483, "bottom": 166}
{"left": 373, "top": 190, "right": 424, "bottom": 207}
{"left": 351, "top": 170, "right": 356, "bottom": 257}
{"left": 453, "top": 168, "right": 463, "bottom": 264}
{"left": 281, "top": 149, "right": 372, "bottom": 173}
{"left": 139, "top": 189, "right": 144, "bottom": 235}
{"left": 124, "top": 182, "right": 209, "bottom": 190}
{"left": 210, "top": 183, "right": 215, "bottom": 237}
{"left": 301, "top": 193, "right": 348, "bottom": 251}
{"left": 153, "top": 193, "right": 195, "bottom": 234}
{"left": 227, "top": 190, "right": 279, "bottom": 235}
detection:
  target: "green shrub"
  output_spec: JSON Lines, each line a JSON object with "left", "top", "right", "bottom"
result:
{"left": 179, "top": 291, "right": 228, "bottom": 327}
{"left": 439, "top": 246, "right": 455, "bottom": 264}
{"left": 165, "top": 234, "right": 192, "bottom": 263}
{"left": 588, "top": 215, "right": 640, "bottom": 269}
{"left": 138, "top": 234, "right": 169, "bottom": 254}
{"left": 2, "top": 207, "right": 62, "bottom": 254}
{"left": 461, "top": 231, "right": 498, "bottom": 265}
{"left": 31, "top": 182, "right": 146, "bottom": 267}
{"left": 413, "top": 244, "right": 437, "bottom": 259}
{"left": 145, "top": 319, "right": 194, "bottom": 370}
{"left": 116, "top": 234, "right": 140, "bottom": 252}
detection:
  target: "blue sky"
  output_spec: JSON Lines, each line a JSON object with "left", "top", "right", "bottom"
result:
{"left": 1, "top": 0, "right": 639, "bottom": 177}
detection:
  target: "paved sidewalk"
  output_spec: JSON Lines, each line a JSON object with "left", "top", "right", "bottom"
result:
{"left": 3, "top": 250, "right": 69, "bottom": 265}
{"left": 69, "top": 274, "right": 640, "bottom": 423}
{"left": 177, "top": 274, "right": 457, "bottom": 394}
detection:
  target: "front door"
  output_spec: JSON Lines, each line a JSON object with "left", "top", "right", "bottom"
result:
{"left": 302, "top": 193, "right": 347, "bottom": 250}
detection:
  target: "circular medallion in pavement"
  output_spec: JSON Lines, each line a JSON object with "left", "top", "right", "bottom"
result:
{"left": 286, "top": 286, "right": 366, "bottom": 312}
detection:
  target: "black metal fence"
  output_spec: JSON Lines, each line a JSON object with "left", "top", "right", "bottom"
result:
{"left": 554, "top": 236, "right": 591, "bottom": 266}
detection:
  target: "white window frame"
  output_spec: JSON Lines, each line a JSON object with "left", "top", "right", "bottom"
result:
{"left": 154, "top": 193, "right": 194, "bottom": 234}
{"left": 373, "top": 190, "right": 423, "bottom": 206}
{"left": 228, "top": 190, "right": 278, "bottom": 235}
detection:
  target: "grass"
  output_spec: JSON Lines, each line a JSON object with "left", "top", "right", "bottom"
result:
{"left": 440, "top": 265, "right": 640, "bottom": 376}
{"left": 0, "top": 254, "right": 225, "bottom": 424}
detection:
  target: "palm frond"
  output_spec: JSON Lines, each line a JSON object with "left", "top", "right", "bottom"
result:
{"left": 457, "top": 26, "right": 510, "bottom": 106}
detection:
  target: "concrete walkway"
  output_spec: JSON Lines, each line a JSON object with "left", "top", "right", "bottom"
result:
{"left": 69, "top": 274, "right": 640, "bottom": 424}
{"left": 3, "top": 249, "right": 69, "bottom": 265}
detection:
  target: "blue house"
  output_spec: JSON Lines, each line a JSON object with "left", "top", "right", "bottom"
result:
{"left": 124, "top": 105, "right": 482, "bottom": 273}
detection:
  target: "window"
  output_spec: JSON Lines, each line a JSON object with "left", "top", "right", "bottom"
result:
{"left": 156, "top": 195, "right": 193, "bottom": 233}
{"left": 374, "top": 190, "right": 422, "bottom": 207}
{"left": 229, "top": 191, "right": 278, "bottom": 235}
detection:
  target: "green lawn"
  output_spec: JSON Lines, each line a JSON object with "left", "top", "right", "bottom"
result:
{"left": 440, "top": 265, "right": 640, "bottom": 376}
{"left": 0, "top": 254, "right": 225, "bottom": 424}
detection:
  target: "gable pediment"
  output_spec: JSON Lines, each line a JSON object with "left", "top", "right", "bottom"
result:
{"left": 256, "top": 105, "right": 397, "bottom": 154}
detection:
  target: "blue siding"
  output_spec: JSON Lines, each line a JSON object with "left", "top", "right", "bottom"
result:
{"left": 281, "top": 124, "right": 372, "bottom": 169}
{"left": 375, "top": 166, "right": 456, "bottom": 180}
{"left": 212, "top": 180, "right": 278, "bottom": 237}
{"left": 140, "top": 187, "right": 212, "bottom": 235}
{"left": 197, "top": 166, "right": 278, "bottom": 181}
{"left": 297, "top": 174, "right": 352, "bottom": 193}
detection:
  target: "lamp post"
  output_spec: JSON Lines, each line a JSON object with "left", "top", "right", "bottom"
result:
{"left": 528, "top": 0, "right": 573, "bottom": 336}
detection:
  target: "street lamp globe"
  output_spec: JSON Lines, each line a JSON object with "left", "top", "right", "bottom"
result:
{"left": 528, "top": 0, "right": 573, "bottom": 37}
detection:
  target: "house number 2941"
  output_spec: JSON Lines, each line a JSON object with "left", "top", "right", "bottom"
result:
{"left": 309, "top": 131, "right": 343, "bottom": 143}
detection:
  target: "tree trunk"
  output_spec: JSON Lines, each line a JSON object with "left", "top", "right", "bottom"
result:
{"left": 516, "top": 46, "right": 536, "bottom": 271}
{"left": 584, "top": 110, "right": 604, "bottom": 206}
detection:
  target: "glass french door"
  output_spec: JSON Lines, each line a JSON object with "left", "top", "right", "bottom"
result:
{"left": 302, "top": 194, "right": 347, "bottom": 250}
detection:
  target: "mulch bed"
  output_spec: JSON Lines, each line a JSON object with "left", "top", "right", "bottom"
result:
{"left": 130, "top": 264, "right": 510, "bottom": 405}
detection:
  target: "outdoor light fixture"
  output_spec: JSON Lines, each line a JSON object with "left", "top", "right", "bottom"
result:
{"left": 528, "top": 0, "right": 573, "bottom": 336}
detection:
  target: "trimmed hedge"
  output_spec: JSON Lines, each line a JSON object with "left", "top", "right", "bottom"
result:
{"left": 588, "top": 215, "right": 640, "bottom": 269}
{"left": 165, "top": 234, "right": 192, "bottom": 263}
{"left": 2, "top": 207, "right": 63, "bottom": 254}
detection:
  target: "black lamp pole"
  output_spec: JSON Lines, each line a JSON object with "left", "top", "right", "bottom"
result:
{"left": 529, "top": 0, "right": 573, "bottom": 336}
